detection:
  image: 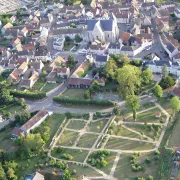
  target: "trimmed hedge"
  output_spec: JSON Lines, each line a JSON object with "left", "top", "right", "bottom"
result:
{"left": 10, "top": 90, "right": 46, "bottom": 100}
{"left": 53, "top": 96, "right": 114, "bottom": 107}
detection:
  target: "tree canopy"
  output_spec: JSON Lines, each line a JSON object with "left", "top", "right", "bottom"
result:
{"left": 162, "top": 64, "right": 168, "bottom": 79}
{"left": 116, "top": 65, "right": 141, "bottom": 99}
{"left": 104, "top": 58, "right": 118, "bottom": 79}
{"left": 153, "top": 85, "right": 163, "bottom": 99}
{"left": 141, "top": 68, "right": 153, "bottom": 84}
{"left": 170, "top": 96, "right": 180, "bottom": 112}
{"left": 125, "top": 95, "right": 140, "bottom": 120}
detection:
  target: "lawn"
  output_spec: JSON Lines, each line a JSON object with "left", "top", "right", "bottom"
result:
{"left": 141, "top": 80, "right": 156, "bottom": 92}
{"left": 42, "top": 83, "right": 59, "bottom": 93}
{"left": 127, "top": 107, "right": 166, "bottom": 123}
{"left": 111, "top": 125, "right": 141, "bottom": 139}
{"left": 86, "top": 119, "right": 108, "bottom": 133}
{"left": 62, "top": 89, "right": 85, "bottom": 99}
{"left": 125, "top": 124, "right": 162, "bottom": 140}
{"left": 2, "top": 104, "right": 22, "bottom": 114}
{"left": 68, "top": 164, "right": 100, "bottom": 178}
{"left": 105, "top": 137, "right": 155, "bottom": 150}
{"left": 57, "top": 130, "right": 79, "bottom": 146}
{"left": 114, "top": 152, "right": 160, "bottom": 179}
{"left": 77, "top": 134, "right": 99, "bottom": 148}
{"left": 0, "top": 128, "right": 15, "bottom": 151}
{"left": 31, "top": 77, "right": 45, "bottom": 91}
{"left": 45, "top": 114, "right": 65, "bottom": 147}
{"left": 168, "top": 116, "right": 180, "bottom": 147}
{"left": 67, "top": 120, "right": 86, "bottom": 130}
{"left": 158, "top": 97, "right": 173, "bottom": 115}
{"left": 64, "top": 40, "right": 74, "bottom": 51}
{"left": 51, "top": 148, "right": 89, "bottom": 162}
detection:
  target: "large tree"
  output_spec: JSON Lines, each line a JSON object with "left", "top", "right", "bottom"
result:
{"left": 153, "top": 85, "right": 163, "bottom": 99}
{"left": 104, "top": 59, "right": 118, "bottom": 79}
{"left": 23, "top": 133, "right": 45, "bottom": 156}
{"left": 162, "top": 64, "right": 168, "bottom": 79}
{"left": 126, "top": 95, "right": 140, "bottom": 120}
{"left": 116, "top": 65, "right": 141, "bottom": 99}
{"left": 0, "top": 163, "right": 6, "bottom": 180}
{"left": 170, "top": 96, "right": 180, "bottom": 113}
{"left": 119, "top": 54, "right": 130, "bottom": 66}
{"left": 0, "top": 87, "right": 13, "bottom": 105}
{"left": 141, "top": 68, "right": 153, "bottom": 84}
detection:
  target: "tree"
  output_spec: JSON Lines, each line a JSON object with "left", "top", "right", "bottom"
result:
{"left": 148, "top": 175, "right": 154, "bottom": 180}
{"left": 141, "top": 68, "right": 153, "bottom": 84}
{"left": 67, "top": 55, "right": 76, "bottom": 70}
{"left": 7, "top": 168, "right": 17, "bottom": 180}
{"left": 159, "top": 76, "right": 176, "bottom": 89}
{"left": 170, "top": 96, "right": 180, "bottom": 112}
{"left": 116, "top": 65, "right": 141, "bottom": 99}
{"left": 0, "top": 149, "right": 5, "bottom": 163}
{"left": 145, "top": 157, "right": 151, "bottom": 164}
{"left": 119, "top": 54, "right": 130, "bottom": 66}
{"left": 162, "top": 64, "right": 168, "bottom": 79}
{"left": 104, "top": 59, "right": 118, "bottom": 80}
{"left": 0, "top": 163, "right": 6, "bottom": 180}
{"left": 0, "top": 87, "right": 13, "bottom": 105}
{"left": 126, "top": 95, "right": 140, "bottom": 120}
{"left": 62, "top": 169, "right": 71, "bottom": 180}
{"left": 70, "top": 23, "right": 76, "bottom": 28}
{"left": 74, "top": 34, "right": 82, "bottom": 43}
{"left": 113, "top": 107, "right": 120, "bottom": 115}
{"left": 153, "top": 85, "right": 163, "bottom": 99}
{"left": 23, "top": 133, "right": 45, "bottom": 156}
{"left": 131, "top": 59, "right": 142, "bottom": 67}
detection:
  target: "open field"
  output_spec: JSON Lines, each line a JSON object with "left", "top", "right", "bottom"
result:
{"left": 114, "top": 152, "right": 160, "bottom": 179}
{"left": 51, "top": 148, "right": 89, "bottom": 162}
{"left": 62, "top": 89, "right": 85, "bottom": 99}
{"left": 77, "top": 134, "right": 99, "bottom": 148}
{"left": 67, "top": 120, "right": 86, "bottom": 130}
{"left": 168, "top": 116, "right": 180, "bottom": 147}
{"left": 45, "top": 114, "right": 65, "bottom": 147}
{"left": 127, "top": 107, "right": 166, "bottom": 123}
{"left": 111, "top": 125, "right": 141, "bottom": 139}
{"left": 125, "top": 124, "right": 162, "bottom": 140}
{"left": 105, "top": 137, "right": 155, "bottom": 150}
{"left": 57, "top": 130, "right": 79, "bottom": 146}
{"left": 158, "top": 97, "right": 173, "bottom": 115}
{"left": 86, "top": 119, "right": 108, "bottom": 133}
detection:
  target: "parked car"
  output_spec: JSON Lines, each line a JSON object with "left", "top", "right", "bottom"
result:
{"left": 78, "top": 49, "right": 87, "bottom": 54}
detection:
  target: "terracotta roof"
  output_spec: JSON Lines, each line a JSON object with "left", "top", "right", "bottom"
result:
{"left": 56, "top": 67, "right": 69, "bottom": 74}
{"left": 18, "top": 62, "right": 27, "bottom": 73}
{"left": 9, "top": 69, "right": 21, "bottom": 82}
{"left": 3, "top": 22, "right": 13, "bottom": 29}
{"left": 67, "top": 78, "right": 93, "bottom": 86}
{"left": 29, "top": 72, "right": 39, "bottom": 81}
{"left": 121, "top": 32, "right": 130, "bottom": 43}
{"left": 21, "top": 110, "right": 49, "bottom": 131}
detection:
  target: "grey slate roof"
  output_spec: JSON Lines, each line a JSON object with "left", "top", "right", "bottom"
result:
{"left": 96, "top": 54, "right": 109, "bottom": 62}
{"left": 87, "top": 19, "right": 113, "bottom": 31}
{"left": 87, "top": 20, "right": 98, "bottom": 31}
{"left": 108, "top": 43, "right": 120, "bottom": 49}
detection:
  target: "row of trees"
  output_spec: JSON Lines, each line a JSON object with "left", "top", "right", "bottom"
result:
{"left": 84, "top": 81, "right": 100, "bottom": 99}
{"left": 53, "top": 96, "right": 114, "bottom": 107}
{"left": 10, "top": 90, "right": 46, "bottom": 100}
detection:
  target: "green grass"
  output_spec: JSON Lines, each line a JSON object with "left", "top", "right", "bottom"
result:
{"left": 42, "top": 83, "right": 59, "bottom": 92}
{"left": 51, "top": 148, "right": 89, "bottom": 162}
{"left": 62, "top": 89, "right": 86, "bottom": 99}
{"left": 168, "top": 116, "right": 180, "bottom": 147}
{"left": 64, "top": 40, "right": 74, "bottom": 51}
{"left": 86, "top": 119, "right": 108, "bottom": 133}
{"left": 156, "top": 0, "right": 168, "bottom": 5}
{"left": 45, "top": 114, "right": 65, "bottom": 147}
{"left": 141, "top": 80, "right": 156, "bottom": 92}
{"left": 77, "top": 134, "right": 98, "bottom": 148}
{"left": 111, "top": 125, "right": 141, "bottom": 139}
{"left": 125, "top": 124, "right": 162, "bottom": 140}
{"left": 114, "top": 153, "right": 160, "bottom": 179}
{"left": 2, "top": 104, "right": 22, "bottom": 114}
{"left": 31, "top": 77, "right": 45, "bottom": 91}
{"left": 68, "top": 164, "right": 100, "bottom": 178}
{"left": 0, "top": 128, "right": 15, "bottom": 151}
{"left": 158, "top": 97, "right": 173, "bottom": 115}
{"left": 57, "top": 130, "right": 79, "bottom": 146}
{"left": 105, "top": 138, "right": 155, "bottom": 150}
{"left": 67, "top": 120, "right": 86, "bottom": 130}
{"left": 127, "top": 107, "right": 166, "bottom": 123}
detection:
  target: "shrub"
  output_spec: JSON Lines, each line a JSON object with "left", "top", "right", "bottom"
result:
{"left": 145, "top": 157, "right": 151, "bottom": 164}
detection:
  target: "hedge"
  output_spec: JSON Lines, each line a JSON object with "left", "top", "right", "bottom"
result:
{"left": 10, "top": 90, "right": 46, "bottom": 100}
{"left": 53, "top": 96, "right": 114, "bottom": 107}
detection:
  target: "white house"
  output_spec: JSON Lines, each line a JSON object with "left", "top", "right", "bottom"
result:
{"left": 108, "top": 42, "right": 122, "bottom": 54}
{"left": 53, "top": 37, "right": 65, "bottom": 51}
{"left": 95, "top": 54, "right": 109, "bottom": 68}
{"left": 87, "top": 13, "right": 119, "bottom": 43}
{"left": 146, "top": 60, "right": 180, "bottom": 77}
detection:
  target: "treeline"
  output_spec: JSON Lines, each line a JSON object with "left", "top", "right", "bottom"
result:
{"left": 53, "top": 97, "right": 114, "bottom": 107}
{"left": 10, "top": 90, "right": 46, "bottom": 100}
